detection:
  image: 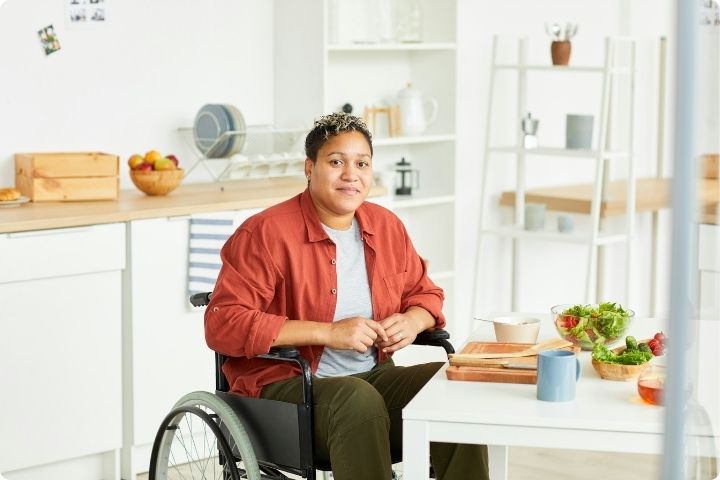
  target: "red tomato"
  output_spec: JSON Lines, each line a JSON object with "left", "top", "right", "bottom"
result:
{"left": 563, "top": 315, "right": 578, "bottom": 328}
{"left": 654, "top": 332, "right": 666, "bottom": 345}
{"left": 648, "top": 338, "right": 659, "bottom": 350}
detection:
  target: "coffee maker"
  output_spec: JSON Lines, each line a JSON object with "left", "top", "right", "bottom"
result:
{"left": 394, "top": 157, "right": 420, "bottom": 196}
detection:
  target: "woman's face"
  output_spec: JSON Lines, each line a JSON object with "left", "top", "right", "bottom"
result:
{"left": 305, "top": 130, "right": 373, "bottom": 228}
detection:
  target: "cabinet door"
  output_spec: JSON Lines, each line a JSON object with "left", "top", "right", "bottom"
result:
{"left": 128, "top": 217, "right": 215, "bottom": 446}
{"left": 0, "top": 229, "right": 123, "bottom": 472}
{"left": 698, "top": 224, "right": 720, "bottom": 318}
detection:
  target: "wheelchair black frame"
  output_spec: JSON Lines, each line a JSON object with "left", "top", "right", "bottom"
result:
{"left": 190, "top": 291, "right": 454, "bottom": 478}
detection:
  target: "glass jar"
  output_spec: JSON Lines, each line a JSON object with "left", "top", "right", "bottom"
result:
{"left": 395, "top": 0, "right": 422, "bottom": 43}
{"left": 637, "top": 363, "right": 665, "bottom": 406}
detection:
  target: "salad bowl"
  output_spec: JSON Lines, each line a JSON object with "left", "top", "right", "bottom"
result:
{"left": 552, "top": 302, "right": 634, "bottom": 350}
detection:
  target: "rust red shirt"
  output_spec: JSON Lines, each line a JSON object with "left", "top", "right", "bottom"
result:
{"left": 205, "top": 189, "right": 445, "bottom": 397}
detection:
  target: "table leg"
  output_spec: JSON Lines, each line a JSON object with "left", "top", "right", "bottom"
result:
{"left": 488, "top": 445, "right": 508, "bottom": 480}
{"left": 403, "top": 419, "right": 430, "bottom": 480}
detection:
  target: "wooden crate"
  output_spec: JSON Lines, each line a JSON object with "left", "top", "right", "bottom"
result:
{"left": 15, "top": 152, "right": 119, "bottom": 201}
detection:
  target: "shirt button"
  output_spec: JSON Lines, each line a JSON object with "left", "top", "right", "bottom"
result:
{"left": 331, "top": 259, "right": 336, "bottom": 265}
{"left": 212, "top": 306, "right": 219, "bottom": 312}
{"left": 331, "top": 288, "right": 337, "bottom": 295}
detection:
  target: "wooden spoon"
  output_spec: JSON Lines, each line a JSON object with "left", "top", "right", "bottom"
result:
{"left": 448, "top": 338, "right": 573, "bottom": 366}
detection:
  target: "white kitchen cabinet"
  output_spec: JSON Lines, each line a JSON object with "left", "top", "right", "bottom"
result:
{"left": 698, "top": 223, "right": 720, "bottom": 319}
{"left": 274, "top": 0, "right": 458, "bottom": 325}
{"left": 0, "top": 224, "right": 125, "bottom": 479}
{"left": 122, "top": 216, "right": 217, "bottom": 478}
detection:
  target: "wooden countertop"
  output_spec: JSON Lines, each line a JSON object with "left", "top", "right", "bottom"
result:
{"left": 500, "top": 177, "right": 719, "bottom": 224}
{"left": 0, "top": 177, "right": 387, "bottom": 234}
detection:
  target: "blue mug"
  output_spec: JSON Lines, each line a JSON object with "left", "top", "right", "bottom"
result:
{"left": 537, "top": 350, "right": 581, "bottom": 402}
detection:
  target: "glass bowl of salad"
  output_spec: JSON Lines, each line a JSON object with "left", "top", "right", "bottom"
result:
{"left": 551, "top": 302, "right": 634, "bottom": 350}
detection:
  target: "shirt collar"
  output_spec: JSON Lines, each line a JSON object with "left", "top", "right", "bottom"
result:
{"left": 300, "top": 188, "right": 375, "bottom": 243}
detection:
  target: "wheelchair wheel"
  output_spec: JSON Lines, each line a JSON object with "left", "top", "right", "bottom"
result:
{"left": 150, "top": 391, "right": 261, "bottom": 480}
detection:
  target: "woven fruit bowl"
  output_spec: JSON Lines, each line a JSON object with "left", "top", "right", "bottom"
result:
{"left": 591, "top": 338, "right": 652, "bottom": 381}
{"left": 130, "top": 169, "right": 184, "bottom": 196}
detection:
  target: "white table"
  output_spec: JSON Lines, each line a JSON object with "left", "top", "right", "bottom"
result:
{"left": 402, "top": 316, "right": 669, "bottom": 479}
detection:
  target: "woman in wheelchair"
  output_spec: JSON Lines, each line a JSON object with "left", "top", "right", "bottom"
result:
{"left": 204, "top": 113, "right": 489, "bottom": 480}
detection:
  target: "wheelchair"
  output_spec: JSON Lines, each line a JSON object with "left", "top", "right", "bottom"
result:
{"left": 148, "top": 292, "right": 454, "bottom": 480}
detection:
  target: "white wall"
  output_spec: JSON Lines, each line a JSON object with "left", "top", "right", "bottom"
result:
{"left": 454, "top": 0, "right": 675, "bottom": 341}
{"left": 0, "top": 0, "right": 680, "bottom": 342}
{"left": 0, "top": 0, "right": 275, "bottom": 188}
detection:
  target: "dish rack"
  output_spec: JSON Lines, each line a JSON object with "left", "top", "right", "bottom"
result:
{"left": 179, "top": 125, "right": 308, "bottom": 183}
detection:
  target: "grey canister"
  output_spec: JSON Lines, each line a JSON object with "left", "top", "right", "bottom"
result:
{"left": 524, "top": 203, "right": 546, "bottom": 231}
{"left": 565, "top": 114, "right": 594, "bottom": 149}
{"left": 557, "top": 214, "right": 574, "bottom": 233}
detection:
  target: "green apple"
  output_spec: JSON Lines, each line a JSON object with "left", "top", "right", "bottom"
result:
{"left": 154, "top": 157, "right": 176, "bottom": 171}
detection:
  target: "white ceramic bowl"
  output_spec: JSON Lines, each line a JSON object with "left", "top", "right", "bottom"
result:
{"left": 492, "top": 316, "right": 541, "bottom": 344}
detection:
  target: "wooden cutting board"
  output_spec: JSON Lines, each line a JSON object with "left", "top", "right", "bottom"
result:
{"left": 446, "top": 341, "right": 579, "bottom": 384}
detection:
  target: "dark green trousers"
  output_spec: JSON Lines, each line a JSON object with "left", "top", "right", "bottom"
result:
{"left": 261, "top": 359, "right": 489, "bottom": 480}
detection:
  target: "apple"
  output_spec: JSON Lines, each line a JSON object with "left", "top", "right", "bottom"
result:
{"left": 144, "top": 150, "right": 163, "bottom": 165}
{"left": 128, "top": 154, "right": 144, "bottom": 169}
{"left": 154, "top": 157, "right": 177, "bottom": 171}
{"left": 166, "top": 154, "right": 179, "bottom": 167}
{"left": 136, "top": 162, "right": 153, "bottom": 172}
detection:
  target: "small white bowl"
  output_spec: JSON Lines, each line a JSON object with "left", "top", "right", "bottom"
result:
{"left": 492, "top": 316, "right": 541, "bottom": 344}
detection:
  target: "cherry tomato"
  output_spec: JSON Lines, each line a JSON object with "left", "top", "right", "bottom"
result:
{"left": 648, "top": 339, "right": 660, "bottom": 350}
{"left": 654, "top": 332, "right": 666, "bottom": 345}
{"left": 558, "top": 315, "right": 578, "bottom": 328}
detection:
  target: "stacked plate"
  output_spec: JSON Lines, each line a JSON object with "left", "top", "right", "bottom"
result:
{"left": 193, "top": 104, "right": 247, "bottom": 158}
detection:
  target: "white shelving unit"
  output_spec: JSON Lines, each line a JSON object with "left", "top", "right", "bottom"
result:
{"left": 274, "top": 0, "right": 458, "bottom": 323}
{"left": 474, "top": 35, "right": 637, "bottom": 313}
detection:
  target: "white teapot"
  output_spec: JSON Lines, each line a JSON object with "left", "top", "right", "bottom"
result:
{"left": 397, "top": 83, "right": 438, "bottom": 136}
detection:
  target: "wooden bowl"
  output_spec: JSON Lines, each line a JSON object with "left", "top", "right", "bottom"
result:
{"left": 130, "top": 169, "right": 184, "bottom": 196}
{"left": 591, "top": 338, "right": 652, "bottom": 381}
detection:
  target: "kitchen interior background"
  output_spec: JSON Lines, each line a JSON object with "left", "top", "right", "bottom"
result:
{"left": 1, "top": 0, "right": 715, "bottom": 345}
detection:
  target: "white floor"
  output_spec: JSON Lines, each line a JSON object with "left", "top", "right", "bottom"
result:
{"left": 138, "top": 447, "right": 664, "bottom": 479}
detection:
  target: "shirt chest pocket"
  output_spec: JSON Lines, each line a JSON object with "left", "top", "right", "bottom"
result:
{"left": 383, "top": 272, "right": 406, "bottom": 313}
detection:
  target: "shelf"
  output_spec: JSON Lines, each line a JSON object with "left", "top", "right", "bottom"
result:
{"left": 374, "top": 134, "right": 455, "bottom": 147}
{"left": 499, "top": 178, "right": 720, "bottom": 217}
{"left": 392, "top": 194, "right": 455, "bottom": 209}
{"left": 480, "top": 225, "right": 628, "bottom": 246}
{"left": 494, "top": 64, "right": 632, "bottom": 74}
{"left": 488, "top": 146, "right": 628, "bottom": 159}
{"left": 327, "top": 42, "right": 456, "bottom": 52}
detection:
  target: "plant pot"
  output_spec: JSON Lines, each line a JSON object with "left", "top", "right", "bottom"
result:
{"left": 551, "top": 40, "right": 572, "bottom": 66}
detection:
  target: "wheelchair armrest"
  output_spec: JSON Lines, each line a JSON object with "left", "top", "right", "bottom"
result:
{"left": 412, "top": 328, "right": 455, "bottom": 355}
{"left": 258, "top": 347, "right": 313, "bottom": 407}
{"left": 261, "top": 346, "right": 301, "bottom": 359}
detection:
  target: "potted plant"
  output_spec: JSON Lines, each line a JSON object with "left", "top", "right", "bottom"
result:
{"left": 545, "top": 22, "right": 578, "bottom": 66}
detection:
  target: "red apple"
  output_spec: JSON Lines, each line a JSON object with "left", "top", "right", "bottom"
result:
{"left": 136, "top": 162, "right": 153, "bottom": 172}
{"left": 166, "top": 154, "right": 179, "bottom": 167}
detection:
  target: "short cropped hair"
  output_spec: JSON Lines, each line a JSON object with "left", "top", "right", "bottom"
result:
{"left": 304, "top": 112, "right": 373, "bottom": 162}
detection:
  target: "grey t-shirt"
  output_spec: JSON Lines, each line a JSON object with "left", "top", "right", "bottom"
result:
{"left": 315, "top": 218, "right": 376, "bottom": 378}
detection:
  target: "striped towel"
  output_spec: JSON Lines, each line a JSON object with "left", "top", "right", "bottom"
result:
{"left": 187, "top": 209, "right": 261, "bottom": 300}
